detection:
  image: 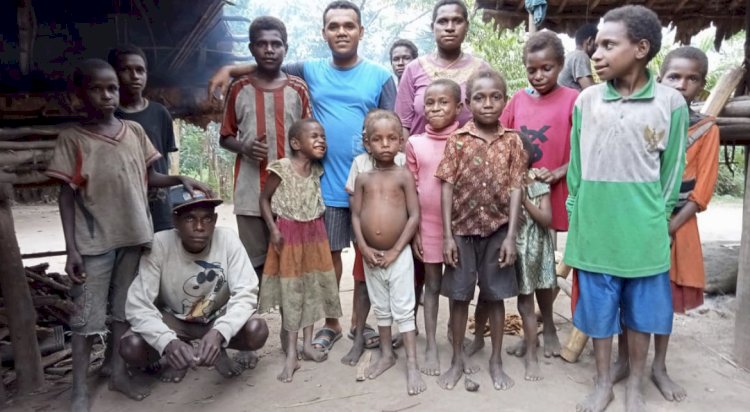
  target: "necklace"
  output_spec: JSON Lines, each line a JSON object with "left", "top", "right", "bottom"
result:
{"left": 432, "top": 51, "right": 463, "bottom": 76}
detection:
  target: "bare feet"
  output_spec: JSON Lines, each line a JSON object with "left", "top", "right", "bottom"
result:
{"left": 301, "top": 345, "right": 328, "bottom": 362}
{"left": 367, "top": 352, "right": 397, "bottom": 379}
{"left": 506, "top": 339, "right": 527, "bottom": 357}
{"left": 215, "top": 350, "right": 243, "bottom": 377}
{"left": 98, "top": 361, "right": 112, "bottom": 378}
{"left": 651, "top": 367, "right": 686, "bottom": 401}
{"left": 277, "top": 357, "right": 300, "bottom": 383}
{"left": 406, "top": 363, "right": 427, "bottom": 395}
{"left": 71, "top": 387, "right": 89, "bottom": 412}
{"left": 625, "top": 379, "right": 646, "bottom": 412}
{"left": 523, "top": 352, "right": 543, "bottom": 381}
{"left": 420, "top": 345, "right": 440, "bottom": 376}
{"left": 437, "top": 361, "right": 463, "bottom": 390}
{"left": 543, "top": 329, "right": 562, "bottom": 358}
{"left": 465, "top": 336, "right": 485, "bottom": 357}
{"left": 489, "top": 360, "right": 514, "bottom": 390}
{"left": 160, "top": 365, "right": 188, "bottom": 383}
{"left": 611, "top": 357, "right": 630, "bottom": 383}
{"left": 464, "top": 376, "right": 480, "bottom": 392}
{"left": 341, "top": 339, "right": 365, "bottom": 366}
{"left": 109, "top": 375, "right": 150, "bottom": 401}
{"left": 233, "top": 350, "right": 260, "bottom": 369}
{"left": 576, "top": 381, "right": 614, "bottom": 412}
{"left": 462, "top": 352, "right": 480, "bottom": 374}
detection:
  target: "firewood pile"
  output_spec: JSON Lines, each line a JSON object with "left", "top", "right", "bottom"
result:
{"left": 0, "top": 263, "right": 103, "bottom": 387}
{"left": 714, "top": 96, "right": 750, "bottom": 145}
{"left": 0, "top": 126, "right": 65, "bottom": 187}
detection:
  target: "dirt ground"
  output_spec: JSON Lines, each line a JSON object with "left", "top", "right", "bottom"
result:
{"left": 5, "top": 199, "right": 750, "bottom": 411}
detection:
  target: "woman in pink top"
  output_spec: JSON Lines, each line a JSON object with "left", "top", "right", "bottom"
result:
{"left": 395, "top": 0, "right": 489, "bottom": 136}
{"left": 405, "top": 79, "right": 462, "bottom": 376}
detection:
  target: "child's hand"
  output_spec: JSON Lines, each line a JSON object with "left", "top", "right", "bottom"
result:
{"left": 270, "top": 229, "right": 284, "bottom": 254}
{"left": 180, "top": 176, "right": 215, "bottom": 198}
{"left": 361, "top": 246, "right": 383, "bottom": 268}
{"left": 241, "top": 135, "right": 269, "bottom": 162}
{"left": 443, "top": 237, "right": 459, "bottom": 267}
{"left": 498, "top": 237, "right": 517, "bottom": 268}
{"left": 196, "top": 329, "right": 224, "bottom": 366}
{"left": 207, "top": 66, "right": 232, "bottom": 103}
{"left": 379, "top": 248, "right": 399, "bottom": 268}
{"left": 535, "top": 168, "right": 554, "bottom": 183}
{"left": 164, "top": 339, "right": 197, "bottom": 370}
{"left": 65, "top": 250, "right": 86, "bottom": 284}
{"left": 412, "top": 233, "right": 424, "bottom": 262}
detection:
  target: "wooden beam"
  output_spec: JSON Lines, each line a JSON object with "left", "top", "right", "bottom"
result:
{"left": 590, "top": 0, "right": 602, "bottom": 11}
{"left": 557, "top": 0, "right": 569, "bottom": 14}
{"left": 674, "top": 0, "right": 689, "bottom": 13}
{"left": 0, "top": 184, "right": 45, "bottom": 394}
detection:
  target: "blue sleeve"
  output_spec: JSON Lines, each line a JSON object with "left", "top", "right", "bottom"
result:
{"left": 378, "top": 77, "right": 397, "bottom": 110}
{"left": 281, "top": 62, "right": 306, "bottom": 80}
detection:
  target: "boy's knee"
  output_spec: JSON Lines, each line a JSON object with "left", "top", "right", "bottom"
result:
{"left": 119, "top": 333, "right": 150, "bottom": 367}
{"left": 424, "top": 277, "right": 441, "bottom": 295}
{"left": 238, "top": 317, "right": 269, "bottom": 350}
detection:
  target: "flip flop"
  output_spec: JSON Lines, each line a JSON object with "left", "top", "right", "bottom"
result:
{"left": 311, "top": 327, "right": 342, "bottom": 352}
{"left": 347, "top": 324, "right": 380, "bottom": 349}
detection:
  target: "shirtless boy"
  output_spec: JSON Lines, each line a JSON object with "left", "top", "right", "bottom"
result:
{"left": 351, "top": 110, "right": 425, "bottom": 396}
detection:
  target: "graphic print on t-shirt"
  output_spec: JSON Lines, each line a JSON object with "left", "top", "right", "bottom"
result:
{"left": 181, "top": 260, "right": 228, "bottom": 321}
{"left": 519, "top": 124, "right": 550, "bottom": 164}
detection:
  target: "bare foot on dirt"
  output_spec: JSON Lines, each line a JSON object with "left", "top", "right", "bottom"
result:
{"left": 341, "top": 338, "right": 365, "bottom": 366}
{"left": 611, "top": 357, "right": 630, "bottom": 383}
{"left": 437, "top": 361, "right": 463, "bottom": 390}
{"left": 420, "top": 345, "right": 440, "bottom": 376}
{"left": 625, "top": 379, "right": 646, "bottom": 412}
{"left": 301, "top": 345, "right": 328, "bottom": 362}
{"left": 576, "top": 381, "right": 614, "bottom": 412}
{"left": 465, "top": 336, "right": 485, "bottom": 357}
{"left": 407, "top": 363, "right": 427, "bottom": 395}
{"left": 233, "top": 350, "right": 259, "bottom": 369}
{"left": 215, "top": 350, "right": 243, "bottom": 377}
{"left": 71, "top": 387, "right": 89, "bottom": 412}
{"left": 160, "top": 365, "right": 188, "bottom": 383}
{"left": 489, "top": 360, "right": 514, "bottom": 390}
{"left": 464, "top": 376, "right": 480, "bottom": 392}
{"left": 506, "top": 339, "right": 527, "bottom": 357}
{"left": 109, "top": 375, "right": 150, "bottom": 401}
{"left": 543, "top": 329, "right": 562, "bottom": 358}
{"left": 523, "top": 352, "right": 543, "bottom": 381}
{"left": 98, "top": 361, "right": 112, "bottom": 378}
{"left": 651, "top": 367, "right": 686, "bottom": 401}
{"left": 462, "top": 352, "right": 480, "bottom": 374}
{"left": 367, "top": 352, "right": 397, "bottom": 379}
{"left": 277, "top": 357, "right": 300, "bottom": 383}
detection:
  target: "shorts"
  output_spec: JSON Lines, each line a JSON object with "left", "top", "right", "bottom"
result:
{"left": 69, "top": 246, "right": 142, "bottom": 335}
{"left": 324, "top": 206, "right": 352, "bottom": 251}
{"left": 573, "top": 270, "right": 673, "bottom": 338}
{"left": 236, "top": 215, "right": 269, "bottom": 269}
{"left": 441, "top": 225, "right": 518, "bottom": 302}
{"left": 363, "top": 245, "right": 416, "bottom": 332}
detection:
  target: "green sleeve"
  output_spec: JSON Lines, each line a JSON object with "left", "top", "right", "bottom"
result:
{"left": 565, "top": 104, "right": 583, "bottom": 217}
{"left": 660, "top": 104, "right": 688, "bottom": 219}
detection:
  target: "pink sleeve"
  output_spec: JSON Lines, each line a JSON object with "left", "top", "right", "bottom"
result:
{"left": 500, "top": 93, "right": 516, "bottom": 129}
{"left": 405, "top": 139, "right": 419, "bottom": 187}
{"left": 395, "top": 62, "right": 418, "bottom": 130}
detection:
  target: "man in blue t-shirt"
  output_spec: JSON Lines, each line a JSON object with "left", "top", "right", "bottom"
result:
{"left": 209, "top": 0, "right": 396, "bottom": 355}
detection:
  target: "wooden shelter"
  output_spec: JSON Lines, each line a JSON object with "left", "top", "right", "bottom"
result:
{"left": 476, "top": 0, "right": 750, "bottom": 370}
{"left": 0, "top": 0, "right": 247, "bottom": 398}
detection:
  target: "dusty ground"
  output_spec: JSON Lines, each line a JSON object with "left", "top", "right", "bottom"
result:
{"left": 5, "top": 198, "right": 750, "bottom": 411}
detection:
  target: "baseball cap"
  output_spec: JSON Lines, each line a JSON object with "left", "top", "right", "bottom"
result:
{"left": 169, "top": 185, "right": 223, "bottom": 213}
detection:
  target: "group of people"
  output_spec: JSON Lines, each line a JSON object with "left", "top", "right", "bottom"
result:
{"left": 45, "top": 0, "right": 721, "bottom": 411}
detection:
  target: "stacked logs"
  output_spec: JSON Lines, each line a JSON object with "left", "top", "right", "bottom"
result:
{"left": 715, "top": 96, "right": 750, "bottom": 145}
{"left": 0, "top": 126, "right": 64, "bottom": 186}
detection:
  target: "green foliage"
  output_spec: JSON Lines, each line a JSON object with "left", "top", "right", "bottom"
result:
{"left": 465, "top": 0, "right": 528, "bottom": 93}
{"left": 178, "top": 121, "right": 235, "bottom": 201}
{"left": 715, "top": 147, "right": 746, "bottom": 197}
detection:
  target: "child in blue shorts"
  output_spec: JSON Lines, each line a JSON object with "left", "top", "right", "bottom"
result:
{"left": 564, "top": 5, "right": 688, "bottom": 412}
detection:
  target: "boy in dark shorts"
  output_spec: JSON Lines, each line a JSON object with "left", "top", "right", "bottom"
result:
{"left": 46, "top": 59, "right": 210, "bottom": 411}
{"left": 219, "top": 16, "right": 311, "bottom": 367}
{"left": 108, "top": 44, "right": 177, "bottom": 233}
{"left": 435, "top": 69, "right": 527, "bottom": 391}
{"left": 351, "top": 110, "right": 425, "bottom": 396}
{"left": 565, "top": 5, "right": 687, "bottom": 412}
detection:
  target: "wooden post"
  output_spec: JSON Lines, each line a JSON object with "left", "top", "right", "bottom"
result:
{"left": 0, "top": 183, "right": 45, "bottom": 394}
{"left": 170, "top": 120, "right": 181, "bottom": 175}
{"left": 528, "top": 12, "right": 536, "bottom": 34}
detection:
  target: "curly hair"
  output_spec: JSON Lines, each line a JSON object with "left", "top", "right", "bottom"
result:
{"left": 249, "top": 16, "right": 288, "bottom": 45}
{"left": 574, "top": 23, "right": 598, "bottom": 46}
{"left": 603, "top": 5, "right": 662, "bottom": 62}
{"left": 107, "top": 44, "right": 147, "bottom": 69}
{"left": 323, "top": 0, "right": 361, "bottom": 25}
{"left": 465, "top": 69, "right": 507, "bottom": 100}
{"left": 427, "top": 78, "right": 462, "bottom": 103}
{"left": 390, "top": 39, "right": 419, "bottom": 60}
{"left": 363, "top": 109, "right": 402, "bottom": 140}
{"left": 431, "top": 0, "right": 469, "bottom": 24}
{"left": 72, "top": 58, "right": 116, "bottom": 89}
{"left": 660, "top": 46, "right": 709, "bottom": 80}
{"left": 523, "top": 31, "right": 565, "bottom": 65}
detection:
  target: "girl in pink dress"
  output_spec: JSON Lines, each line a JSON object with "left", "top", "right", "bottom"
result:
{"left": 405, "top": 79, "right": 462, "bottom": 376}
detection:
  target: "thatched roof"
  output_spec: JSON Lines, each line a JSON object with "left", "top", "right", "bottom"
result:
{"left": 476, "top": 0, "right": 747, "bottom": 50}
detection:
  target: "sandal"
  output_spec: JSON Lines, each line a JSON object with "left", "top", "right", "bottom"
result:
{"left": 347, "top": 324, "right": 380, "bottom": 349}
{"left": 311, "top": 327, "right": 342, "bottom": 352}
